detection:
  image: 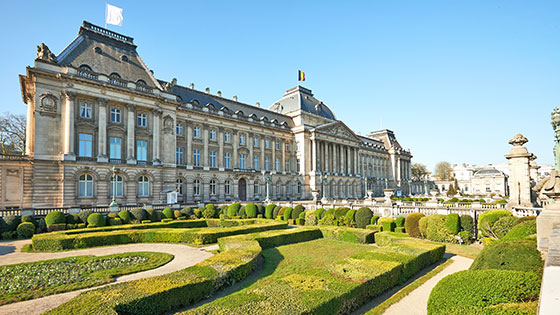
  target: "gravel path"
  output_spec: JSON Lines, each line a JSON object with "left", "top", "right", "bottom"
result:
{"left": 382, "top": 255, "right": 473, "bottom": 315}
{"left": 0, "top": 239, "right": 217, "bottom": 315}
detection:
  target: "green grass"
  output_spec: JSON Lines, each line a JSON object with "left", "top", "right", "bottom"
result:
{"left": 444, "top": 243, "right": 481, "bottom": 259}
{"left": 0, "top": 252, "right": 173, "bottom": 305}
{"left": 365, "top": 258, "right": 453, "bottom": 315}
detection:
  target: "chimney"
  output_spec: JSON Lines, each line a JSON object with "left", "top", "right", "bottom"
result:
{"left": 189, "top": 83, "right": 194, "bottom": 89}
{"left": 217, "top": 91, "right": 222, "bottom": 97}
{"left": 256, "top": 102, "right": 260, "bottom": 107}
{"left": 233, "top": 95, "right": 238, "bottom": 101}
{"left": 205, "top": 87, "right": 210, "bottom": 94}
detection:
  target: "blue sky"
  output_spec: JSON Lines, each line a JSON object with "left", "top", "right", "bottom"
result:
{"left": 0, "top": 1, "right": 557, "bottom": 171}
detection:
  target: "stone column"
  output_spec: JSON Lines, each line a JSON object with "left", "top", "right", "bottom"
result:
{"left": 325, "top": 142, "right": 330, "bottom": 174}
{"left": 341, "top": 145, "right": 346, "bottom": 175}
{"left": 218, "top": 128, "right": 224, "bottom": 169}
{"left": 505, "top": 133, "right": 533, "bottom": 207}
{"left": 272, "top": 139, "right": 276, "bottom": 172}
{"left": 151, "top": 108, "right": 161, "bottom": 165}
{"left": 249, "top": 134, "right": 254, "bottom": 169}
{"left": 333, "top": 145, "right": 338, "bottom": 174}
{"left": 186, "top": 124, "right": 192, "bottom": 167}
{"left": 126, "top": 104, "right": 136, "bottom": 164}
{"left": 61, "top": 91, "right": 76, "bottom": 160}
{"left": 97, "top": 98, "right": 108, "bottom": 162}
{"left": 282, "top": 140, "right": 286, "bottom": 173}
{"left": 203, "top": 125, "right": 209, "bottom": 169}
{"left": 311, "top": 138, "right": 317, "bottom": 173}
{"left": 232, "top": 131, "right": 239, "bottom": 168}
{"left": 260, "top": 138, "right": 265, "bottom": 169}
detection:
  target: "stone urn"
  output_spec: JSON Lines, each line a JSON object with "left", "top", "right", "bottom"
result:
{"left": 366, "top": 190, "right": 374, "bottom": 200}
{"left": 383, "top": 189, "right": 394, "bottom": 205}
{"left": 311, "top": 189, "right": 320, "bottom": 202}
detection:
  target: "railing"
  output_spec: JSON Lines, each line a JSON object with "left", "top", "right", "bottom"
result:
{"left": 136, "top": 85, "right": 153, "bottom": 94}
{"left": 109, "top": 77, "right": 127, "bottom": 87}
{"left": 83, "top": 21, "right": 134, "bottom": 44}
{"left": 109, "top": 158, "right": 125, "bottom": 164}
{"left": 512, "top": 207, "right": 541, "bottom": 217}
{"left": 137, "top": 160, "right": 152, "bottom": 166}
{"left": 76, "top": 156, "right": 97, "bottom": 162}
{"left": 0, "top": 154, "right": 28, "bottom": 161}
{"left": 77, "top": 69, "right": 98, "bottom": 80}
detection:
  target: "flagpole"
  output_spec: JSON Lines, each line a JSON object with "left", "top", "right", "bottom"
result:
{"left": 104, "top": 2, "right": 107, "bottom": 28}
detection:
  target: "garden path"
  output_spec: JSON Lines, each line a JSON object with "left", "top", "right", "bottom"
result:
{"left": 0, "top": 240, "right": 217, "bottom": 315}
{"left": 382, "top": 254, "right": 473, "bottom": 315}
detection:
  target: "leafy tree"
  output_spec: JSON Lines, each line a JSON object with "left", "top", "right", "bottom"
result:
{"left": 434, "top": 161, "right": 452, "bottom": 180}
{"left": 411, "top": 163, "right": 430, "bottom": 181}
{"left": 0, "top": 112, "right": 26, "bottom": 155}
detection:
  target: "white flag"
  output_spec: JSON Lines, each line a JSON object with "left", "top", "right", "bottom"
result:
{"left": 106, "top": 4, "right": 123, "bottom": 26}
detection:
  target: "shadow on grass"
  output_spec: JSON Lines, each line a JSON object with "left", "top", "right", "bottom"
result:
{"left": 168, "top": 247, "right": 285, "bottom": 314}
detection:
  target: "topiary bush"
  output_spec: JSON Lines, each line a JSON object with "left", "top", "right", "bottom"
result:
{"left": 305, "top": 211, "right": 318, "bottom": 226}
{"left": 108, "top": 217, "right": 122, "bottom": 226}
{"left": 66, "top": 213, "right": 80, "bottom": 225}
{"left": 404, "top": 212, "right": 424, "bottom": 238}
{"left": 87, "top": 213, "right": 105, "bottom": 228}
{"left": 492, "top": 216, "right": 519, "bottom": 239}
{"left": 319, "top": 214, "right": 337, "bottom": 226}
{"left": 444, "top": 213, "right": 461, "bottom": 235}
{"left": 162, "top": 208, "right": 174, "bottom": 219}
{"left": 265, "top": 204, "right": 276, "bottom": 219}
{"left": 283, "top": 208, "right": 293, "bottom": 221}
{"left": 45, "top": 211, "right": 65, "bottom": 227}
{"left": 129, "top": 208, "right": 147, "bottom": 223}
{"left": 78, "top": 210, "right": 93, "bottom": 225}
{"left": 174, "top": 210, "right": 182, "bottom": 219}
{"left": 203, "top": 205, "right": 216, "bottom": 219}
{"left": 237, "top": 206, "right": 246, "bottom": 218}
{"left": 256, "top": 204, "right": 265, "bottom": 216}
{"left": 17, "top": 222, "right": 35, "bottom": 239}
{"left": 460, "top": 215, "right": 473, "bottom": 233}
{"left": 118, "top": 210, "right": 131, "bottom": 224}
{"left": 334, "top": 207, "right": 350, "bottom": 220}
{"left": 371, "top": 215, "right": 380, "bottom": 225}
{"left": 426, "top": 214, "right": 453, "bottom": 242}
{"left": 502, "top": 219, "right": 537, "bottom": 241}
{"left": 245, "top": 203, "right": 257, "bottom": 218}
{"left": 478, "top": 209, "right": 512, "bottom": 238}
{"left": 314, "top": 208, "right": 326, "bottom": 220}
{"left": 146, "top": 209, "right": 159, "bottom": 222}
{"left": 470, "top": 239, "right": 543, "bottom": 274}
{"left": 395, "top": 216, "right": 405, "bottom": 227}
{"left": 355, "top": 207, "right": 372, "bottom": 229}
{"left": 378, "top": 217, "right": 395, "bottom": 232}
{"left": 227, "top": 203, "right": 241, "bottom": 218}
{"left": 292, "top": 205, "right": 304, "bottom": 220}
{"left": 37, "top": 218, "right": 47, "bottom": 233}
{"left": 418, "top": 216, "right": 428, "bottom": 238}
{"left": 273, "top": 206, "right": 282, "bottom": 219}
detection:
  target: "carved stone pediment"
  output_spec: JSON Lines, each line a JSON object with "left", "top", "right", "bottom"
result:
{"left": 315, "top": 122, "right": 359, "bottom": 142}
{"left": 36, "top": 43, "right": 57, "bottom": 63}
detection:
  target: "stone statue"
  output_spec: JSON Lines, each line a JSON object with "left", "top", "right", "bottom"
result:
{"left": 163, "top": 78, "right": 177, "bottom": 91}
{"left": 36, "top": 43, "right": 57, "bottom": 63}
{"left": 551, "top": 107, "right": 560, "bottom": 170}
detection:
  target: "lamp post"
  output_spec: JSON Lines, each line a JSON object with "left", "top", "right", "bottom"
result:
{"left": 363, "top": 176, "right": 369, "bottom": 199}
{"left": 320, "top": 172, "right": 328, "bottom": 202}
{"left": 408, "top": 179, "right": 412, "bottom": 196}
{"left": 109, "top": 166, "right": 118, "bottom": 211}
{"left": 261, "top": 170, "right": 271, "bottom": 203}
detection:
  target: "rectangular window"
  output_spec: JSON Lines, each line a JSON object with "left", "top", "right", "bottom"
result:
{"left": 78, "top": 133, "right": 92, "bottom": 157}
{"left": 176, "top": 147, "right": 184, "bottom": 165}
{"left": 109, "top": 177, "right": 123, "bottom": 197}
{"left": 254, "top": 182, "right": 260, "bottom": 195}
{"left": 286, "top": 184, "right": 291, "bottom": 195}
{"left": 137, "top": 113, "right": 147, "bottom": 127}
{"left": 224, "top": 152, "right": 231, "bottom": 168}
{"left": 110, "top": 108, "right": 121, "bottom": 123}
{"left": 224, "top": 132, "right": 231, "bottom": 143}
{"left": 253, "top": 137, "right": 259, "bottom": 147}
{"left": 193, "top": 126, "right": 201, "bottom": 138}
{"left": 225, "top": 181, "right": 231, "bottom": 195}
{"left": 79, "top": 102, "right": 92, "bottom": 118}
{"left": 209, "top": 151, "right": 216, "bottom": 167}
{"left": 240, "top": 154, "right": 246, "bottom": 169}
{"left": 254, "top": 156, "right": 259, "bottom": 170}
{"left": 193, "top": 149, "right": 201, "bottom": 166}
{"left": 109, "top": 137, "right": 121, "bottom": 159}
{"left": 176, "top": 124, "right": 184, "bottom": 136}
{"left": 275, "top": 158, "right": 280, "bottom": 172}
{"left": 240, "top": 135, "right": 246, "bottom": 145}
{"left": 285, "top": 159, "right": 290, "bottom": 172}
{"left": 136, "top": 140, "right": 147, "bottom": 161}
{"left": 297, "top": 159, "right": 301, "bottom": 172}
{"left": 265, "top": 139, "right": 270, "bottom": 149}
{"left": 265, "top": 157, "right": 270, "bottom": 171}
{"left": 275, "top": 142, "right": 280, "bottom": 150}
{"left": 209, "top": 129, "right": 216, "bottom": 140}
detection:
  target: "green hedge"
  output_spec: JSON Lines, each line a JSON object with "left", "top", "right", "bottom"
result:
{"left": 470, "top": 240, "right": 543, "bottom": 275}
{"left": 366, "top": 224, "right": 381, "bottom": 231}
{"left": 283, "top": 207, "right": 293, "bottom": 221}
{"left": 355, "top": 207, "right": 373, "bottom": 229}
{"left": 478, "top": 210, "right": 512, "bottom": 238}
{"left": 245, "top": 203, "right": 257, "bottom": 218}
{"left": 418, "top": 216, "right": 428, "bottom": 238}
{"left": 265, "top": 204, "right": 276, "bottom": 219}
{"left": 404, "top": 213, "right": 424, "bottom": 238}
{"left": 379, "top": 217, "right": 395, "bottom": 232}
{"left": 319, "top": 226, "right": 377, "bottom": 244}
{"left": 395, "top": 216, "right": 405, "bottom": 227}
{"left": 371, "top": 215, "right": 380, "bottom": 225}
{"left": 32, "top": 221, "right": 288, "bottom": 251}
{"left": 17, "top": 222, "right": 35, "bottom": 239}
{"left": 492, "top": 216, "right": 519, "bottom": 239}
{"left": 426, "top": 214, "right": 451, "bottom": 242}
{"left": 444, "top": 213, "right": 460, "bottom": 235}
{"left": 292, "top": 205, "right": 304, "bottom": 220}
{"left": 87, "top": 213, "right": 105, "bottom": 228}
{"left": 395, "top": 227, "right": 405, "bottom": 233}
{"left": 227, "top": 203, "right": 241, "bottom": 218}
{"left": 428, "top": 270, "right": 541, "bottom": 315}
{"left": 218, "top": 228, "right": 323, "bottom": 252}
{"left": 45, "top": 211, "right": 65, "bottom": 226}
{"left": 502, "top": 220, "right": 536, "bottom": 241}
{"left": 460, "top": 215, "right": 473, "bottom": 233}
{"left": 374, "top": 231, "right": 412, "bottom": 247}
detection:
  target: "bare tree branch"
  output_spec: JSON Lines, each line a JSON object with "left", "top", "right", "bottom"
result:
{"left": 0, "top": 112, "right": 26, "bottom": 155}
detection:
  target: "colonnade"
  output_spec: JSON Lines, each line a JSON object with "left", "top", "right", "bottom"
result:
{"left": 311, "top": 138, "right": 359, "bottom": 176}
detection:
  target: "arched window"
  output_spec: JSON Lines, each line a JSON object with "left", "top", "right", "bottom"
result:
{"left": 224, "top": 180, "right": 231, "bottom": 195}
{"left": 78, "top": 174, "right": 94, "bottom": 197}
{"left": 138, "top": 176, "right": 149, "bottom": 197}
{"left": 297, "top": 182, "right": 302, "bottom": 195}
{"left": 210, "top": 180, "right": 217, "bottom": 195}
{"left": 79, "top": 64, "right": 93, "bottom": 71}
{"left": 136, "top": 79, "right": 147, "bottom": 86}
{"left": 121, "top": 55, "right": 129, "bottom": 62}
{"left": 110, "top": 72, "right": 121, "bottom": 79}
{"left": 253, "top": 181, "right": 260, "bottom": 196}
{"left": 94, "top": 47, "right": 102, "bottom": 54}
{"left": 109, "top": 175, "right": 123, "bottom": 197}
{"left": 176, "top": 179, "right": 183, "bottom": 195}
{"left": 193, "top": 179, "right": 201, "bottom": 196}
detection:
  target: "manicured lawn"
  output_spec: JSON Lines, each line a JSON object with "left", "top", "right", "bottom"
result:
{"left": 444, "top": 243, "right": 481, "bottom": 259}
{"left": 182, "top": 238, "right": 442, "bottom": 314}
{"left": 0, "top": 252, "right": 173, "bottom": 305}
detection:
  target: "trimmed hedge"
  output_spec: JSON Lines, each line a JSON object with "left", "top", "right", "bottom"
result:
{"left": 130, "top": 208, "right": 147, "bottom": 222}
{"left": 460, "top": 215, "right": 473, "bottom": 233}
{"left": 87, "top": 213, "right": 105, "bottom": 228}
{"left": 218, "top": 228, "right": 323, "bottom": 252}
{"left": 428, "top": 270, "right": 541, "bottom": 315}
{"left": 227, "top": 203, "right": 241, "bottom": 218}
{"left": 355, "top": 207, "right": 373, "bottom": 229}
{"left": 118, "top": 210, "right": 131, "bottom": 224}
{"left": 418, "top": 216, "right": 428, "bottom": 238}
{"left": 395, "top": 216, "right": 405, "bottom": 227}
{"left": 395, "top": 227, "right": 405, "bottom": 233}
{"left": 478, "top": 209, "right": 512, "bottom": 237}
{"left": 315, "top": 208, "right": 326, "bottom": 219}
{"left": 17, "top": 222, "right": 35, "bottom": 238}
{"left": 492, "top": 216, "right": 519, "bottom": 239}
{"left": 45, "top": 211, "right": 65, "bottom": 226}
{"left": 319, "top": 226, "right": 377, "bottom": 244}
{"left": 502, "top": 220, "right": 536, "bottom": 241}
{"left": 444, "top": 213, "right": 460, "bottom": 235}
{"left": 470, "top": 240, "right": 543, "bottom": 275}
{"left": 265, "top": 204, "right": 276, "bottom": 219}
{"left": 244, "top": 203, "right": 257, "bottom": 218}
{"left": 283, "top": 207, "right": 293, "bottom": 221}
{"left": 379, "top": 217, "right": 395, "bottom": 232}
{"left": 292, "top": 205, "right": 304, "bottom": 220}
{"left": 371, "top": 215, "right": 380, "bottom": 225}
{"left": 404, "top": 212, "right": 424, "bottom": 238}
{"left": 426, "top": 214, "right": 451, "bottom": 242}
{"left": 162, "top": 208, "right": 173, "bottom": 219}
{"left": 334, "top": 207, "right": 350, "bottom": 220}
{"left": 78, "top": 210, "right": 93, "bottom": 225}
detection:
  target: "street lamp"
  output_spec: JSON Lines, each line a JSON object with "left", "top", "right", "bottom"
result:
{"left": 320, "top": 172, "right": 328, "bottom": 202}
{"left": 261, "top": 170, "right": 272, "bottom": 203}
{"left": 109, "top": 166, "right": 119, "bottom": 211}
{"left": 363, "top": 176, "right": 369, "bottom": 199}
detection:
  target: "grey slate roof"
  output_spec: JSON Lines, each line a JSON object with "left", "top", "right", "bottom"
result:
{"left": 358, "top": 135, "right": 388, "bottom": 151}
{"left": 268, "top": 86, "right": 337, "bottom": 120}
{"left": 474, "top": 168, "right": 505, "bottom": 176}
{"left": 57, "top": 21, "right": 160, "bottom": 89}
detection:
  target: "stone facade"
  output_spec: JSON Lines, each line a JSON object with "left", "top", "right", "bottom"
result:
{"left": 1, "top": 21, "right": 413, "bottom": 209}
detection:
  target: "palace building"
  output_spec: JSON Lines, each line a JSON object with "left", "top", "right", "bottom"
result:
{"left": 1, "top": 21, "right": 413, "bottom": 209}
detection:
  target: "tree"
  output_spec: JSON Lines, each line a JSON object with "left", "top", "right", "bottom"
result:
{"left": 411, "top": 163, "right": 430, "bottom": 181}
{"left": 0, "top": 112, "right": 26, "bottom": 155}
{"left": 447, "top": 182, "right": 456, "bottom": 196}
{"left": 434, "top": 161, "right": 452, "bottom": 180}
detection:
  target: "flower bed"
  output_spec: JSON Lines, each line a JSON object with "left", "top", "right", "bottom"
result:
{"left": 0, "top": 252, "right": 173, "bottom": 305}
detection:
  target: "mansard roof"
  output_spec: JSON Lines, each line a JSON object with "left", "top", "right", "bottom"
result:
{"left": 269, "top": 85, "right": 336, "bottom": 120}
{"left": 57, "top": 21, "right": 161, "bottom": 89}
{"left": 368, "top": 129, "right": 411, "bottom": 155}
{"left": 358, "top": 135, "right": 387, "bottom": 151}
{"left": 163, "top": 81, "right": 294, "bottom": 127}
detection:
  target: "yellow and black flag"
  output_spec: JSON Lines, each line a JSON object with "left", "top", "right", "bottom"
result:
{"left": 298, "top": 70, "right": 305, "bottom": 81}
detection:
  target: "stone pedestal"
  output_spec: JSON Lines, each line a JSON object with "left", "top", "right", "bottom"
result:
{"left": 383, "top": 189, "right": 394, "bottom": 206}
{"left": 505, "top": 133, "right": 534, "bottom": 207}
{"left": 311, "top": 189, "right": 319, "bottom": 202}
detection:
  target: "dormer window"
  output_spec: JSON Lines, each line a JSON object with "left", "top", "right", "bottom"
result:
{"left": 136, "top": 79, "right": 147, "bottom": 86}
{"left": 94, "top": 47, "right": 102, "bottom": 54}
{"left": 110, "top": 72, "right": 121, "bottom": 79}
{"left": 79, "top": 64, "right": 93, "bottom": 72}
{"left": 121, "top": 55, "right": 129, "bottom": 62}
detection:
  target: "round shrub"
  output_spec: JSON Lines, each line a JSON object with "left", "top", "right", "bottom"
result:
{"left": 16, "top": 222, "right": 35, "bottom": 239}
{"left": 193, "top": 207, "right": 204, "bottom": 218}
{"left": 299, "top": 211, "right": 306, "bottom": 219}
{"left": 470, "top": 240, "right": 543, "bottom": 274}
{"left": 428, "top": 269, "right": 541, "bottom": 315}
{"left": 272, "top": 206, "right": 282, "bottom": 219}
{"left": 345, "top": 209, "right": 356, "bottom": 222}
{"left": 395, "top": 216, "right": 405, "bottom": 227}
{"left": 45, "top": 211, "right": 65, "bottom": 226}
{"left": 265, "top": 204, "right": 276, "bottom": 219}
{"left": 22, "top": 214, "right": 37, "bottom": 226}
{"left": 37, "top": 218, "right": 47, "bottom": 233}
{"left": 478, "top": 209, "right": 512, "bottom": 237}
{"left": 118, "top": 210, "right": 131, "bottom": 224}
{"left": 245, "top": 203, "right": 257, "bottom": 218}
{"left": 426, "top": 214, "right": 452, "bottom": 242}
{"left": 237, "top": 206, "right": 246, "bottom": 218}
{"left": 146, "top": 208, "right": 160, "bottom": 222}
{"left": 180, "top": 207, "right": 193, "bottom": 218}
{"left": 173, "top": 210, "right": 182, "bottom": 219}
{"left": 325, "top": 208, "right": 336, "bottom": 217}
{"left": 2, "top": 215, "right": 21, "bottom": 232}
{"left": 227, "top": 203, "right": 241, "bottom": 218}
{"left": 404, "top": 212, "right": 425, "bottom": 238}
{"left": 371, "top": 215, "right": 380, "bottom": 225}
{"left": 256, "top": 204, "right": 265, "bottom": 216}
{"left": 492, "top": 216, "right": 519, "bottom": 239}
{"left": 292, "top": 205, "right": 304, "bottom": 220}
{"left": 202, "top": 205, "right": 216, "bottom": 219}
{"left": 355, "top": 207, "right": 373, "bottom": 229}
{"left": 78, "top": 210, "right": 93, "bottom": 225}
{"left": 108, "top": 217, "right": 122, "bottom": 226}
{"left": 445, "top": 213, "right": 461, "bottom": 235}
{"left": 283, "top": 207, "right": 293, "bottom": 221}
{"left": 502, "top": 219, "right": 536, "bottom": 241}
{"left": 314, "top": 208, "right": 326, "bottom": 219}
{"left": 418, "top": 216, "right": 428, "bottom": 237}
{"left": 334, "top": 207, "right": 350, "bottom": 220}
{"left": 129, "top": 208, "right": 147, "bottom": 222}
{"left": 460, "top": 215, "right": 473, "bottom": 233}
{"left": 66, "top": 213, "right": 80, "bottom": 224}
{"left": 305, "top": 211, "right": 318, "bottom": 226}
{"left": 162, "top": 208, "right": 174, "bottom": 219}
{"left": 378, "top": 217, "right": 395, "bottom": 232}
{"left": 319, "top": 213, "right": 336, "bottom": 226}
{"left": 87, "top": 213, "right": 105, "bottom": 227}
